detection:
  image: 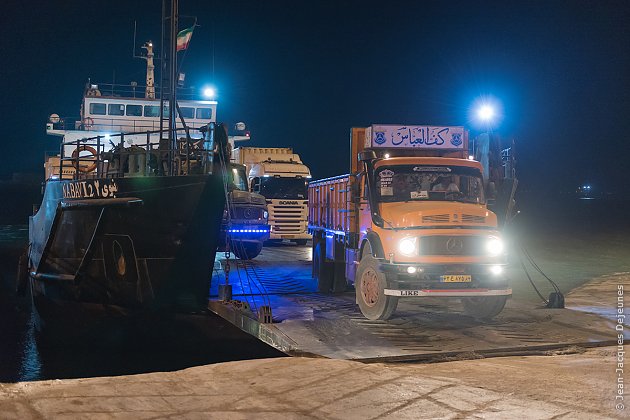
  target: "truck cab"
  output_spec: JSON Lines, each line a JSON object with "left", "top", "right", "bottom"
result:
{"left": 217, "top": 163, "right": 270, "bottom": 259}
{"left": 309, "top": 125, "right": 517, "bottom": 321}
{"left": 233, "top": 147, "right": 311, "bottom": 245}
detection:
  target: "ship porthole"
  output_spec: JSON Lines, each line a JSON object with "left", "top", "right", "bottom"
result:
{"left": 112, "top": 240, "right": 127, "bottom": 276}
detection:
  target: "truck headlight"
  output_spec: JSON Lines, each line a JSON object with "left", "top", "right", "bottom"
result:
{"left": 489, "top": 265, "right": 503, "bottom": 276}
{"left": 486, "top": 236, "right": 504, "bottom": 257}
{"left": 398, "top": 237, "right": 417, "bottom": 256}
{"left": 263, "top": 210, "right": 268, "bottom": 219}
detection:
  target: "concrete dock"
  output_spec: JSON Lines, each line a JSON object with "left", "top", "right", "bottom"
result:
{"left": 0, "top": 346, "right": 624, "bottom": 419}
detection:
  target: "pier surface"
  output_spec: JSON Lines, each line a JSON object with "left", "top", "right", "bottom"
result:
{"left": 0, "top": 346, "right": 623, "bottom": 419}
{"left": 208, "top": 244, "right": 623, "bottom": 361}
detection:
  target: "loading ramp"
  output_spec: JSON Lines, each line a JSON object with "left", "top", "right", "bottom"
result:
{"left": 208, "top": 245, "right": 618, "bottom": 362}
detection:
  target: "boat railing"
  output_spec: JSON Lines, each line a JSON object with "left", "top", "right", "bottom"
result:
{"left": 56, "top": 128, "right": 218, "bottom": 181}
{"left": 48, "top": 116, "right": 210, "bottom": 132}
{"left": 86, "top": 82, "right": 200, "bottom": 101}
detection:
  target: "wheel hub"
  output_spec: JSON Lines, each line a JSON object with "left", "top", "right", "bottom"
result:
{"left": 361, "top": 268, "right": 380, "bottom": 307}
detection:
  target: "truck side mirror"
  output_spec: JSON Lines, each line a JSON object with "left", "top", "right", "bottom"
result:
{"left": 251, "top": 177, "right": 260, "bottom": 192}
{"left": 486, "top": 181, "right": 497, "bottom": 207}
{"left": 487, "top": 181, "right": 497, "bottom": 200}
{"left": 359, "top": 150, "right": 377, "bottom": 162}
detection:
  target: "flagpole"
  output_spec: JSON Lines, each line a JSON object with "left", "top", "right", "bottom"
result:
{"left": 169, "top": 0, "right": 179, "bottom": 172}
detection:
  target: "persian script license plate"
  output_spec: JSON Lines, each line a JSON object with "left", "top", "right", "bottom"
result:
{"left": 440, "top": 275, "right": 472, "bottom": 283}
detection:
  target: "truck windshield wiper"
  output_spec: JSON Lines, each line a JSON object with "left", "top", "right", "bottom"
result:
{"left": 373, "top": 213, "right": 398, "bottom": 230}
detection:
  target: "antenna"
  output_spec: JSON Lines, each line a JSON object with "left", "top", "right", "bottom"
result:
{"left": 133, "top": 21, "right": 137, "bottom": 58}
{"left": 133, "top": 21, "right": 149, "bottom": 59}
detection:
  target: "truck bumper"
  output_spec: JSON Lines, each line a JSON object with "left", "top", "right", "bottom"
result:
{"left": 377, "top": 261, "right": 510, "bottom": 297}
{"left": 226, "top": 225, "right": 270, "bottom": 243}
{"left": 269, "top": 232, "right": 311, "bottom": 240}
{"left": 384, "top": 288, "right": 512, "bottom": 297}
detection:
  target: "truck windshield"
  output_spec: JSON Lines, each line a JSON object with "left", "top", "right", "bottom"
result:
{"left": 374, "top": 165, "right": 485, "bottom": 204}
{"left": 259, "top": 177, "right": 308, "bottom": 199}
{"left": 228, "top": 166, "right": 248, "bottom": 191}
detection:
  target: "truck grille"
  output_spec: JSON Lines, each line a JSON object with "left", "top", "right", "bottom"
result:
{"left": 269, "top": 204, "right": 306, "bottom": 234}
{"left": 232, "top": 207, "right": 264, "bottom": 220}
{"left": 419, "top": 236, "right": 485, "bottom": 256}
{"left": 422, "top": 214, "right": 486, "bottom": 224}
{"left": 422, "top": 214, "right": 450, "bottom": 223}
{"left": 462, "top": 214, "right": 486, "bottom": 223}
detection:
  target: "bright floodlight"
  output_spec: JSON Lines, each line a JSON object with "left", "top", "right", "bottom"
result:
{"left": 203, "top": 87, "right": 216, "bottom": 99}
{"left": 477, "top": 105, "right": 495, "bottom": 121}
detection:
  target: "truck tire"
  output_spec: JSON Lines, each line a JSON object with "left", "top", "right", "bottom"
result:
{"left": 355, "top": 251, "right": 398, "bottom": 320}
{"left": 332, "top": 262, "right": 347, "bottom": 294}
{"left": 313, "top": 242, "right": 333, "bottom": 293}
{"left": 232, "top": 242, "right": 263, "bottom": 260}
{"left": 462, "top": 296, "right": 508, "bottom": 320}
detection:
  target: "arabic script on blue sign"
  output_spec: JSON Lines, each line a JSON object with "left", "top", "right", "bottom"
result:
{"left": 368, "top": 125, "right": 465, "bottom": 149}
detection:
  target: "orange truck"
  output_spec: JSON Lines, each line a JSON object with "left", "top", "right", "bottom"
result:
{"left": 308, "top": 125, "right": 514, "bottom": 320}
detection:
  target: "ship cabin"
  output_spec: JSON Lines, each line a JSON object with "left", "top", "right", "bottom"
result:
{"left": 81, "top": 91, "right": 217, "bottom": 134}
{"left": 45, "top": 83, "right": 221, "bottom": 180}
{"left": 47, "top": 82, "right": 218, "bottom": 137}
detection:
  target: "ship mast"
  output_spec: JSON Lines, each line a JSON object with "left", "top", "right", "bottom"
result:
{"left": 158, "top": 0, "right": 179, "bottom": 175}
{"left": 141, "top": 41, "right": 156, "bottom": 99}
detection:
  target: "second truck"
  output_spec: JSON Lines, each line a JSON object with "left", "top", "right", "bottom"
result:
{"left": 308, "top": 124, "right": 517, "bottom": 321}
{"left": 232, "top": 147, "right": 311, "bottom": 245}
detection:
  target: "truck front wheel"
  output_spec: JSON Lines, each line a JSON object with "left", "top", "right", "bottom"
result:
{"left": 461, "top": 296, "right": 508, "bottom": 320}
{"left": 355, "top": 252, "right": 398, "bottom": 320}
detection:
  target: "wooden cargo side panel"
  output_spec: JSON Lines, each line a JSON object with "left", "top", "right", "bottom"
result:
{"left": 308, "top": 175, "right": 355, "bottom": 233}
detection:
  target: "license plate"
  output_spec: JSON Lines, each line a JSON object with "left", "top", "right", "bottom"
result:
{"left": 440, "top": 275, "right": 472, "bottom": 283}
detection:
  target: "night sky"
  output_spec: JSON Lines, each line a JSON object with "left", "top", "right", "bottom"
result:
{"left": 1, "top": 0, "right": 629, "bottom": 194}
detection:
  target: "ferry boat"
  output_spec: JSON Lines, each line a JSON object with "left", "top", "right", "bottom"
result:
{"left": 21, "top": 11, "right": 231, "bottom": 328}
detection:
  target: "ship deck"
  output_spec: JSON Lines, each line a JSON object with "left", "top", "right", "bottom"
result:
{"left": 208, "top": 243, "right": 618, "bottom": 362}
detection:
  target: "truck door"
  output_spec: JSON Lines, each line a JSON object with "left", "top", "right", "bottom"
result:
{"left": 357, "top": 172, "right": 371, "bottom": 236}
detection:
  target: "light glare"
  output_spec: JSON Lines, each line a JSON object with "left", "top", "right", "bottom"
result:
{"left": 478, "top": 105, "right": 495, "bottom": 121}
{"left": 489, "top": 265, "right": 503, "bottom": 276}
{"left": 486, "top": 236, "right": 504, "bottom": 257}
{"left": 398, "top": 238, "right": 416, "bottom": 256}
{"left": 203, "top": 87, "right": 216, "bottom": 98}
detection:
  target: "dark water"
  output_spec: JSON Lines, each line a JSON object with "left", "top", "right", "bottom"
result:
{"left": 510, "top": 191, "right": 630, "bottom": 256}
{"left": 0, "top": 225, "right": 284, "bottom": 383}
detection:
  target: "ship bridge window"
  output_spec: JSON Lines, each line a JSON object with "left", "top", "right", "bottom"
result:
{"left": 108, "top": 104, "right": 125, "bottom": 116}
{"left": 89, "top": 103, "right": 106, "bottom": 115}
{"left": 179, "top": 107, "right": 194, "bottom": 119}
{"left": 196, "top": 108, "right": 212, "bottom": 119}
{"left": 144, "top": 105, "right": 159, "bottom": 117}
{"left": 126, "top": 104, "right": 142, "bottom": 116}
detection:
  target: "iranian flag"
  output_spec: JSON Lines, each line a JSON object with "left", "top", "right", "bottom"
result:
{"left": 176, "top": 26, "right": 194, "bottom": 51}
